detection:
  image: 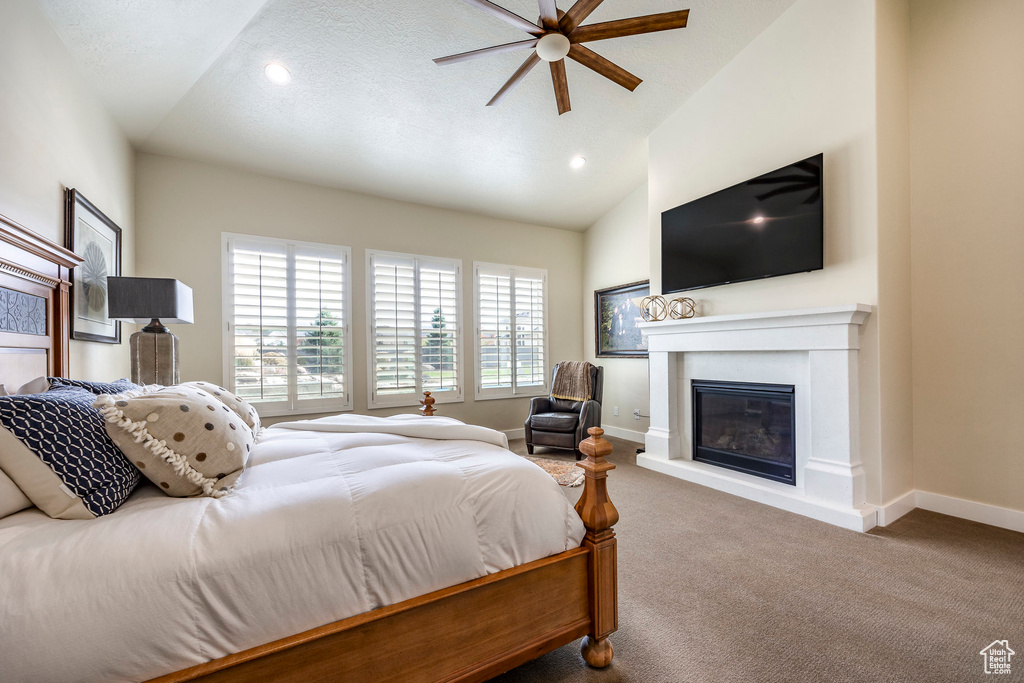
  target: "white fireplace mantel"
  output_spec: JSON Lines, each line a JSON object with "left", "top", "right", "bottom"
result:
{"left": 638, "top": 304, "right": 875, "bottom": 531}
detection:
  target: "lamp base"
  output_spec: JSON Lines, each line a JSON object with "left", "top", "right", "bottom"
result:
{"left": 129, "top": 330, "right": 180, "bottom": 386}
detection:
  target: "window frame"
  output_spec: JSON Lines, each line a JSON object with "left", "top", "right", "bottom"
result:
{"left": 365, "top": 249, "right": 465, "bottom": 409}
{"left": 473, "top": 261, "right": 550, "bottom": 401}
{"left": 221, "top": 232, "right": 353, "bottom": 418}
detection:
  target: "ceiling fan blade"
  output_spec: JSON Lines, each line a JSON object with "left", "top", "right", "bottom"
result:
{"left": 567, "top": 44, "right": 642, "bottom": 91}
{"left": 538, "top": 0, "right": 559, "bottom": 30}
{"left": 559, "top": 0, "right": 605, "bottom": 34}
{"left": 487, "top": 52, "right": 542, "bottom": 106}
{"left": 459, "top": 0, "right": 543, "bottom": 34}
{"left": 550, "top": 59, "right": 571, "bottom": 115}
{"left": 570, "top": 9, "right": 689, "bottom": 43}
{"left": 434, "top": 38, "right": 539, "bottom": 65}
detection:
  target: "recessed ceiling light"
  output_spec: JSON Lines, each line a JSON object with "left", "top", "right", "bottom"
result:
{"left": 264, "top": 62, "right": 292, "bottom": 85}
{"left": 570, "top": 155, "right": 587, "bottom": 170}
{"left": 752, "top": 216, "right": 766, "bottom": 224}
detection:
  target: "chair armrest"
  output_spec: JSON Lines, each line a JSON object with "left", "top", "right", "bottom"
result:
{"left": 528, "top": 396, "right": 552, "bottom": 417}
{"left": 579, "top": 400, "right": 602, "bottom": 432}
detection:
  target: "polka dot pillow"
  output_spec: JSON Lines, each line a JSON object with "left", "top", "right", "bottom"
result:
{"left": 180, "top": 381, "right": 261, "bottom": 434}
{"left": 94, "top": 385, "right": 253, "bottom": 498}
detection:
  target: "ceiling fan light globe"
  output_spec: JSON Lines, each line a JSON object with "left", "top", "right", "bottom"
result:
{"left": 536, "top": 33, "right": 571, "bottom": 62}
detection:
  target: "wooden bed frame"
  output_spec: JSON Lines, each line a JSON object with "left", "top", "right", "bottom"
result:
{"left": 0, "top": 215, "right": 619, "bottom": 682}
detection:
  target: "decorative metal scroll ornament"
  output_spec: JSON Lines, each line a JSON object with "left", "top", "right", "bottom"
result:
{"left": 640, "top": 295, "right": 668, "bottom": 321}
{"left": 669, "top": 297, "right": 696, "bottom": 319}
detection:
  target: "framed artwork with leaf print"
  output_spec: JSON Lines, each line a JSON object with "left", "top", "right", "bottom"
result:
{"left": 65, "top": 188, "right": 122, "bottom": 344}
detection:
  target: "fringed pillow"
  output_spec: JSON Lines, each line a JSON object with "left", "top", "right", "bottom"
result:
{"left": 95, "top": 385, "right": 252, "bottom": 498}
{"left": 180, "top": 381, "right": 261, "bottom": 434}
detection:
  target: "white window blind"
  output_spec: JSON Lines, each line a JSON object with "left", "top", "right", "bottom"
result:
{"left": 368, "top": 250, "right": 462, "bottom": 407}
{"left": 223, "top": 234, "right": 352, "bottom": 416}
{"left": 474, "top": 263, "right": 548, "bottom": 400}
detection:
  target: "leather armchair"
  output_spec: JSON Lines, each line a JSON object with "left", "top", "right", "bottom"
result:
{"left": 524, "top": 363, "right": 603, "bottom": 460}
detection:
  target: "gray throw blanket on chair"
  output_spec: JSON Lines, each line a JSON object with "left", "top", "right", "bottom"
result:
{"left": 550, "top": 361, "right": 594, "bottom": 402}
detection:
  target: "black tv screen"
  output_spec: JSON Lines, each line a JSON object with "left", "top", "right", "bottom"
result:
{"left": 661, "top": 153, "right": 824, "bottom": 293}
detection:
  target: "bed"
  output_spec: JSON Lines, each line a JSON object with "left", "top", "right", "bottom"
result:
{"left": 0, "top": 214, "right": 619, "bottom": 682}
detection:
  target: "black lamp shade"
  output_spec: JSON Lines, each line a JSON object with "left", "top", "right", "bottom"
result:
{"left": 106, "top": 277, "right": 194, "bottom": 325}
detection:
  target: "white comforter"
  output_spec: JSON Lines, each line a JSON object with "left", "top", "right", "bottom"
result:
{"left": 0, "top": 416, "right": 585, "bottom": 683}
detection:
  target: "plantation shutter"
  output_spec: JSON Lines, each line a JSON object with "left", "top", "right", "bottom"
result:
{"left": 477, "top": 268, "right": 512, "bottom": 390}
{"left": 419, "top": 259, "right": 460, "bottom": 394}
{"left": 369, "top": 251, "right": 462, "bottom": 406}
{"left": 370, "top": 254, "right": 418, "bottom": 398}
{"left": 225, "top": 235, "right": 351, "bottom": 416}
{"left": 513, "top": 272, "right": 546, "bottom": 388}
{"left": 475, "top": 263, "right": 548, "bottom": 399}
{"left": 294, "top": 246, "right": 347, "bottom": 403}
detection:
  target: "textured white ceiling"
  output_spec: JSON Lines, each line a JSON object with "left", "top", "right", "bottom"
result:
{"left": 38, "top": 0, "right": 796, "bottom": 230}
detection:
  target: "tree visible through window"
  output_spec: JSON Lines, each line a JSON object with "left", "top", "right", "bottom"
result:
{"left": 474, "top": 262, "right": 547, "bottom": 400}
{"left": 223, "top": 234, "right": 352, "bottom": 416}
{"left": 368, "top": 251, "right": 462, "bottom": 407}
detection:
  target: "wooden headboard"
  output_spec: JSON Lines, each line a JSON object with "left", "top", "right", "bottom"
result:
{"left": 0, "top": 212, "right": 81, "bottom": 388}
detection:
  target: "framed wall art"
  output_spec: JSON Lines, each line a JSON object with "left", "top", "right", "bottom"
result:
{"left": 65, "top": 188, "right": 122, "bottom": 344}
{"left": 595, "top": 280, "right": 649, "bottom": 358}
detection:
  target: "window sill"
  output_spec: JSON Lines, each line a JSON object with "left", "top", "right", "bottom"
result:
{"left": 367, "top": 394, "right": 464, "bottom": 410}
{"left": 255, "top": 404, "right": 353, "bottom": 419}
{"left": 473, "top": 391, "right": 548, "bottom": 402}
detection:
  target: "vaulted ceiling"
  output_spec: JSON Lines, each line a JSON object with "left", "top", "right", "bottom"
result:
{"left": 38, "top": 0, "right": 795, "bottom": 230}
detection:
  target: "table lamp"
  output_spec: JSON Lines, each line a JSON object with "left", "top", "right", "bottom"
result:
{"left": 106, "top": 277, "right": 194, "bottom": 385}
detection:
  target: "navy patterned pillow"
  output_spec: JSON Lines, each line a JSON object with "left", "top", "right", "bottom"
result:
{"left": 0, "top": 386, "right": 141, "bottom": 519}
{"left": 48, "top": 377, "right": 141, "bottom": 395}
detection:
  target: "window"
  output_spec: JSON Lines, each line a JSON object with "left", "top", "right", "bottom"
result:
{"left": 367, "top": 250, "right": 462, "bottom": 407}
{"left": 222, "top": 234, "right": 352, "bottom": 416}
{"left": 474, "top": 263, "right": 548, "bottom": 400}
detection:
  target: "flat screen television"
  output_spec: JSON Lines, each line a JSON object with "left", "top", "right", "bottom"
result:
{"left": 661, "top": 153, "right": 824, "bottom": 293}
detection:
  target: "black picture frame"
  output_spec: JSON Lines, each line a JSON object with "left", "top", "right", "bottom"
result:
{"left": 65, "top": 188, "right": 122, "bottom": 344}
{"left": 594, "top": 280, "right": 649, "bottom": 358}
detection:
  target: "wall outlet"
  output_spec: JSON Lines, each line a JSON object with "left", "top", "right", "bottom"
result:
{"left": 613, "top": 406, "right": 618, "bottom": 416}
{"left": 633, "top": 408, "right": 641, "bottom": 420}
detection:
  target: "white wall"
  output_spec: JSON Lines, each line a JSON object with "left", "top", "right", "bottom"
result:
{"left": 582, "top": 184, "right": 649, "bottom": 440}
{"left": 134, "top": 153, "right": 583, "bottom": 432}
{"left": 909, "top": 0, "right": 1024, "bottom": 513}
{"left": 0, "top": 0, "right": 134, "bottom": 380}
{"left": 644, "top": 0, "right": 900, "bottom": 507}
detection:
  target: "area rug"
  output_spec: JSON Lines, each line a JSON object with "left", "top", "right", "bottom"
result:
{"left": 522, "top": 455, "right": 585, "bottom": 487}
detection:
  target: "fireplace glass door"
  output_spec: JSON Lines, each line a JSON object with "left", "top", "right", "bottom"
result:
{"left": 692, "top": 380, "right": 796, "bottom": 485}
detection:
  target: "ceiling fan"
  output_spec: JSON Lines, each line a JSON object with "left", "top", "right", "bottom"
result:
{"left": 434, "top": 0, "right": 690, "bottom": 115}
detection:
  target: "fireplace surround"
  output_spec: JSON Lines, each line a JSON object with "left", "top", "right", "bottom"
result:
{"left": 638, "top": 305, "right": 874, "bottom": 531}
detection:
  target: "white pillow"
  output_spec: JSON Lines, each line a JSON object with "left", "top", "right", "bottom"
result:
{"left": 0, "top": 466, "right": 33, "bottom": 518}
{"left": 18, "top": 377, "right": 50, "bottom": 395}
{"left": 0, "top": 377, "right": 49, "bottom": 397}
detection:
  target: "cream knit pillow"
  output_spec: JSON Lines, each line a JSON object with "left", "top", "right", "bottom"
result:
{"left": 95, "top": 385, "right": 253, "bottom": 498}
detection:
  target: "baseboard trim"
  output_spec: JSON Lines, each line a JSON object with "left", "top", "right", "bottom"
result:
{"left": 875, "top": 490, "right": 918, "bottom": 526}
{"left": 600, "top": 425, "right": 647, "bottom": 444}
{"left": 502, "top": 428, "right": 525, "bottom": 441}
{"left": 915, "top": 491, "right": 1024, "bottom": 534}
{"left": 872, "top": 490, "right": 1024, "bottom": 533}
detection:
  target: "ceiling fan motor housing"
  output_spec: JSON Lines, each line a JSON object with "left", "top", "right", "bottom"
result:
{"left": 536, "top": 33, "right": 571, "bottom": 62}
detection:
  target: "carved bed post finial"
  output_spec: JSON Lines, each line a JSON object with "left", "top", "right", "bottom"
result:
{"left": 419, "top": 391, "right": 436, "bottom": 416}
{"left": 575, "top": 427, "right": 618, "bottom": 668}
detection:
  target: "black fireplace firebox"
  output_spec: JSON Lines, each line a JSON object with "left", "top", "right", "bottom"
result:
{"left": 692, "top": 380, "right": 796, "bottom": 485}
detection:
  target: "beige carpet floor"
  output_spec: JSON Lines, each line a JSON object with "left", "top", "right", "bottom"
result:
{"left": 493, "top": 436, "right": 1024, "bottom": 683}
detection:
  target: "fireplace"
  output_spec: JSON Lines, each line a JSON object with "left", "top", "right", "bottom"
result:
{"left": 692, "top": 380, "right": 796, "bottom": 485}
